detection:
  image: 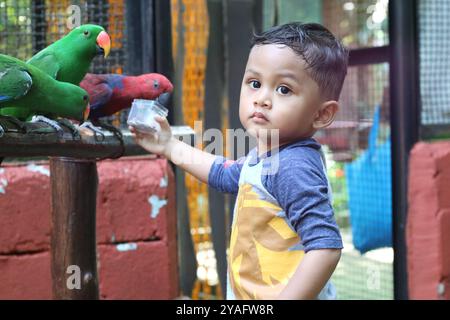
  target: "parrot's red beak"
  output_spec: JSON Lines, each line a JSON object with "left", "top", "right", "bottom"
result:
{"left": 83, "top": 103, "right": 91, "bottom": 121}
{"left": 96, "top": 31, "right": 111, "bottom": 58}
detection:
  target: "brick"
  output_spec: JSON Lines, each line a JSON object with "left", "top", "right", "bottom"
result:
{"left": 438, "top": 209, "right": 450, "bottom": 278}
{"left": 408, "top": 142, "right": 450, "bottom": 299}
{"left": 0, "top": 163, "right": 51, "bottom": 254}
{"left": 98, "top": 240, "right": 179, "bottom": 299}
{"left": 96, "top": 158, "right": 174, "bottom": 244}
{"left": 0, "top": 251, "right": 52, "bottom": 299}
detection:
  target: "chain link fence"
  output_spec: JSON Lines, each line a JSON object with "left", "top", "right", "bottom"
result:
{"left": 419, "top": 0, "right": 450, "bottom": 134}
{"left": 0, "top": 0, "right": 128, "bottom": 127}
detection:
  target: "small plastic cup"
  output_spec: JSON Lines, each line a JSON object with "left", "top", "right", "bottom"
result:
{"left": 127, "top": 99, "right": 169, "bottom": 133}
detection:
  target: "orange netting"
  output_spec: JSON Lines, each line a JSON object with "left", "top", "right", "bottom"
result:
{"left": 107, "top": 0, "right": 125, "bottom": 74}
{"left": 171, "top": 0, "right": 179, "bottom": 63}
{"left": 45, "top": 0, "right": 71, "bottom": 43}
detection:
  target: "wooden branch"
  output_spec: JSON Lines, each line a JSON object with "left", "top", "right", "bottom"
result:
{"left": 0, "top": 123, "right": 195, "bottom": 159}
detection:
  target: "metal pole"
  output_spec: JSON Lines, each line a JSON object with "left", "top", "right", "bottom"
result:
{"left": 125, "top": 0, "right": 144, "bottom": 75}
{"left": 50, "top": 157, "right": 99, "bottom": 300}
{"left": 389, "top": 0, "right": 420, "bottom": 300}
{"left": 140, "top": 0, "right": 156, "bottom": 73}
{"left": 155, "top": 0, "right": 175, "bottom": 124}
{"left": 205, "top": 0, "right": 227, "bottom": 295}
{"left": 31, "top": 0, "right": 47, "bottom": 54}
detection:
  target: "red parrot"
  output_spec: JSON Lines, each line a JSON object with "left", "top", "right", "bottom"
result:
{"left": 79, "top": 73, "right": 173, "bottom": 120}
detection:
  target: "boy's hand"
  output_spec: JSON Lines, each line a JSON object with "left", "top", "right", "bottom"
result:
{"left": 129, "top": 116, "right": 174, "bottom": 158}
{"left": 131, "top": 115, "right": 217, "bottom": 184}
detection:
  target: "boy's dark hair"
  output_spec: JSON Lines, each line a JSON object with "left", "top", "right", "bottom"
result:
{"left": 251, "top": 22, "right": 349, "bottom": 101}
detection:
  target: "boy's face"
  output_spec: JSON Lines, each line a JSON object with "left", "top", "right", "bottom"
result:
{"left": 239, "top": 44, "right": 325, "bottom": 145}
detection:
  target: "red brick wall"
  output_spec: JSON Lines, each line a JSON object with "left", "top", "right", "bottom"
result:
{"left": 407, "top": 142, "right": 450, "bottom": 299}
{"left": 0, "top": 157, "right": 179, "bottom": 299}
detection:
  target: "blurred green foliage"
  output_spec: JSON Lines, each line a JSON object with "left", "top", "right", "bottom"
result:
{"left": 0, "top": 0, "right": 33, "bottom": 60}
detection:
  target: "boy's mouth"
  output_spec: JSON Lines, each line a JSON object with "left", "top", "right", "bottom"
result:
{"left": 251, "top": 111, "right": 269, "bottom": 122}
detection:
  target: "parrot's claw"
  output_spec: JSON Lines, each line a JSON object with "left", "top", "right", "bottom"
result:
{"left": 80, "top": 121, "right": 106, "bottom": 142}
{"left": 0, "top": 115, "right": 27, "bottom": 134}
{"left": 92, "top": 121, "right": 125, "bottom": 159}
{"left": 57, "top": 118, "right": 81, "bottom": 140}
{"left": 31, "top": 115, "right": 64, "bottom": 136}
{"left": 81, "top": 121, "right": 125, "bottom": 159}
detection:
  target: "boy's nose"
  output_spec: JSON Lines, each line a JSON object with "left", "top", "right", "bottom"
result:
{"left": 253, "top": 96, "right": 272, "bottom": 109}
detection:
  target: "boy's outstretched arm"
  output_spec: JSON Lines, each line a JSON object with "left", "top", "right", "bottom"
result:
{"left": 277, "top": 249, "right": 341, "bottom": 300}
{"left": 130, "top": 116, "right": 217, "bottom": 184}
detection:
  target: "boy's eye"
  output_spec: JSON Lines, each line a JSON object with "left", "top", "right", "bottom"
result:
{"left": 277, "top": 86, "right": 291, "bottom": 95}
{"left": 249, "top": 80, "right": 261, "bottom": 89}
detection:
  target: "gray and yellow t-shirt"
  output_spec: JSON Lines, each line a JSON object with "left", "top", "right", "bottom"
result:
{"left": 208, "top": 138, "right": 343, "bottom": 300}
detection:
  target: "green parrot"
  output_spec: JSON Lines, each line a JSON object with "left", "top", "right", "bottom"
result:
{"left": 27, "top": 24, "right": 111, "bottom": 85}
{"left": 26, "top": 24, "right": 118, "bottom": 139}
{"left": 0, "top": 54, "right": 90, "bottom": 123}
{"left": 0, "top": 24, "right": 110, "bottom": 135}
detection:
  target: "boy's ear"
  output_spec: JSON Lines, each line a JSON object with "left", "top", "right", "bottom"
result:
{"left": 313, "top": 100, "right": 339, "bottom": 130}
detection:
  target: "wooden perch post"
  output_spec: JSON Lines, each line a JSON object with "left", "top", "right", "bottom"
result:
{"left": 50, "top": 157, "right": 99, "bottom": 299}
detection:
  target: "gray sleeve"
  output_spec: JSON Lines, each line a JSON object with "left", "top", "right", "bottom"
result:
{"left": 266, "top": 148, "right": 343, "bottom": 252}
{"left": 208, "top": 156, "right": 245, "bottom": 195}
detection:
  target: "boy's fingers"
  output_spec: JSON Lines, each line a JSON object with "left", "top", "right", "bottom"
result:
{"left": 132, "top": 129, "right": 144, "bottom": 139}
{"left": 137, "top": 130, "right": 156, "bottom": 140}
{"left": 129, "top": 126, "right": 136, "bottom": 135}
{"left": 154, "top": 115, "right": 165, "bottom": 123}
{"left": 155, "top": 116, "right": 170, "bottom": 132}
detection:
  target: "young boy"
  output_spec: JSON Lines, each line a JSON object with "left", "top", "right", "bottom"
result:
{"left": 130, "top": 22, "right": 348, "bottom": 300}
